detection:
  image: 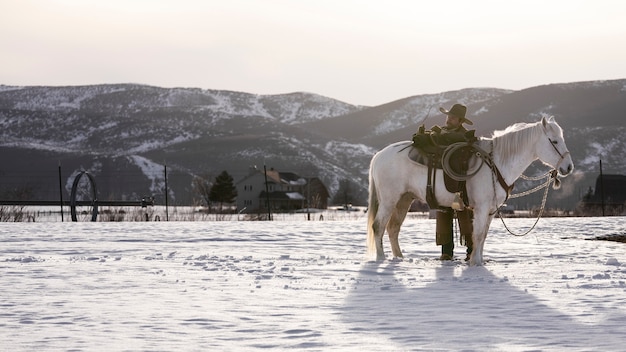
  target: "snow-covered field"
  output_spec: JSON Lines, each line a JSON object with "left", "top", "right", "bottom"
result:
{"left": 1, "top": 216, "right": 625, "bottom": 351}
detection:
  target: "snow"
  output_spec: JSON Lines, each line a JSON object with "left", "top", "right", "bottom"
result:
{"left": 0, "top": 85, "right": 25, "bottom": 92}
{"left": 1, "top": 216, "right": 625, "bottom": 350}
{"left": 324, "top": 141, "right": 378, "bottom": 158}
{"left": 579, "top": 141, "right": 618, "bottom": 169}
{"left": 206, "top": 91, "right": 273, "bottom": 119}
{"left": 127, "top": 155, "right": 165, "bottom": 193}
{"left": 285, "top": 192, "right": 305, "bottom": 200}
{"left": 284, "top": 178, "right": 307, "bottom": 186}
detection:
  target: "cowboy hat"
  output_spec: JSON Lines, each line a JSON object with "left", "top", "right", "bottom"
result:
{"left": 439, "top": 104, "right": 473, "bottom": 125}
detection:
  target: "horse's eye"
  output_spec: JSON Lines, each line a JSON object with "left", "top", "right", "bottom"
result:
{"left": 551, "top": 140, "right": 558, "bottom": 145}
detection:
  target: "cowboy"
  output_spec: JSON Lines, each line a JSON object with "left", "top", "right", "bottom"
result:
{"left": 435, "top": 104, "right": 474, "bottom": 261}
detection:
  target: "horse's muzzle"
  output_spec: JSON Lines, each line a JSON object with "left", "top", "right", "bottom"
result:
{"left": 559, "top": 163, "right": 574, "bottom": 176}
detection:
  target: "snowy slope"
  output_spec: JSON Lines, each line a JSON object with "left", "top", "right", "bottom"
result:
{"left": 0, "top": 80, "right": 625, "bottom": 206}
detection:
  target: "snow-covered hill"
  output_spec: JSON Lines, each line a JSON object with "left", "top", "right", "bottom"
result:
{"left": 0, "top": 80, "right": 625, "bottom": 208}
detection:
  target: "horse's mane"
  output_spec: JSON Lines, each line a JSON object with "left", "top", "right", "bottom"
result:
{"left": 487, "top": 120, "right": 544, "bottom": 161}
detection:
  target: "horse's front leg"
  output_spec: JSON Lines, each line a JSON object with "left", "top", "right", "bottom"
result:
{"left": 468, "top": 208, "right": 493, "bottom": 266}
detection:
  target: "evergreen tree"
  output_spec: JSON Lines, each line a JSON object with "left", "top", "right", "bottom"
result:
{"left": 209, "top": 170, "right": 238, "bottom": 212}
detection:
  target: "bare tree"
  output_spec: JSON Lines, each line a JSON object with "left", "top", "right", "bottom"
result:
{"left": 192, "top": 173, "right": 213, "bottom": 209}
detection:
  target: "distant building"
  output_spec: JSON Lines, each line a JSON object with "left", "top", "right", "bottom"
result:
{"left": 235, "top": 167, "right": 329, "bottom": 214}
{"left": 579, "top": 174, "right": 626, "bottom": 215}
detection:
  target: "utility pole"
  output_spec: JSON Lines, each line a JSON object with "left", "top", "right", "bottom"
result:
{"left": 306, "top": 176, "right": 311, "bottom": 221}
{"left": 164, "top": 164, "right": 169, "bottom": 221}
{"left": 263, "top": 164, "right": 271, "bottom": 221}
{"left": 58, "top": 162, "right": 64, "bottom": 222}
{"left": 599, "top": 159, "right": 605, "bottom": 216}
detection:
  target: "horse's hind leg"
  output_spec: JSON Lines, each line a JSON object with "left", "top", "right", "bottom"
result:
{"left": 369, "top": 201, "right": 393, "bottom": 260}
{"left": 370, "top": 217, "right": 386, "bottom": 260}
{"left": 387, "top": 193, "right": 414, "bottom": 258}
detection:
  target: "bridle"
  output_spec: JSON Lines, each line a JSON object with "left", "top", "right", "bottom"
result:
{"left": 545, "top": 131, "right": 570, "bottom": 173}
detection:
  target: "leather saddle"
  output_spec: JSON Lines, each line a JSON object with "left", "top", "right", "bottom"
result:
{"left": 408, "top": 144, "right": 473, "bottom": 192}
{"left": 410, "top": 127, "right": 477, "bottom": 209}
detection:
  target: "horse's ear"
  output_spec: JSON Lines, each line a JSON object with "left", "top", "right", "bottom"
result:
{"left": 541, "top": 116, "right": 547, "bottom": 128}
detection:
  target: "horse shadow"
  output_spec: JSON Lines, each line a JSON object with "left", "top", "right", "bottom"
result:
{"left": 339, "top": 260, "right": 624, "bottom": 350}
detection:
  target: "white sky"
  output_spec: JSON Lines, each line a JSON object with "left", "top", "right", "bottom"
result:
{"left": 2, "top": 0, "right": 626, "bottom": 106}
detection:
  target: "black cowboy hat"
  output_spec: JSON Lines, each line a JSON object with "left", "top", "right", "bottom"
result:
{"left": 439, "top": 103, "right": 473, "bottom": 125}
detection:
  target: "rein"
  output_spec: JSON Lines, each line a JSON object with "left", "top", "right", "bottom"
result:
{"left": 496, "top": 124, "right": 570, "bottom": 236}
{"left": 444, "top": 140, "right": 560, "bottom": 237}
{"left": 495, "top": 170, "right": 558, "bottom": 236}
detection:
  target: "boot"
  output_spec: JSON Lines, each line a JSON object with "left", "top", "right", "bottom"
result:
{"left": 441, "top": 243, "right": 454, "bottom": 261}
{"left": 436, "top": 209, "right": 454, "bottom": 260}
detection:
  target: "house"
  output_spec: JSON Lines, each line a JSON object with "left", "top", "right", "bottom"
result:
{"left": 579, "top": 174, "right": 626, "bottom": 215}
{"left": 236, "top": 166, "right": 329, "bottom": 214}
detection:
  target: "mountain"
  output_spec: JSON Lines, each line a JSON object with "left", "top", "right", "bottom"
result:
{"left": 1, "top": 80, "right": 625, "bottom": 211}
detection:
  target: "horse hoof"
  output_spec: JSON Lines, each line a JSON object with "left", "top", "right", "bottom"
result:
{"left": 469, "top": 259, "right": 483, "bottom": 266}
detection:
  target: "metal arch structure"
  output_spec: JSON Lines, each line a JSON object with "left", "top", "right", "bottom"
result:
{"left": 70, "top": 171, "right": 99, "bottom": 222}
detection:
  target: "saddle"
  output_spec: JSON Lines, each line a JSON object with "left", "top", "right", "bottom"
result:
{"left": 410, "top": 126, "right": 477, "bottom": 209}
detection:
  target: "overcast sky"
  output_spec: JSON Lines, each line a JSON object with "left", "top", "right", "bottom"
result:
{"left": 2, "top": 0, "right": 626, "bottom": 106}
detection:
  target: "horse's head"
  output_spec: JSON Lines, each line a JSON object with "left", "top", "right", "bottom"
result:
{"left": 537, "top": 116, "right": 574, "bottom": 177}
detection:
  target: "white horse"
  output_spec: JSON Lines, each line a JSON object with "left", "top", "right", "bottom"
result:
{"left": 367, "top": 116, "right": 574, "bottom": 265}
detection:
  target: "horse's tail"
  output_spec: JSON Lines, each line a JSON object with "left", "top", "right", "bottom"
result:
{"left": 366, "top": 167, "right": 380, "bottom": 258}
